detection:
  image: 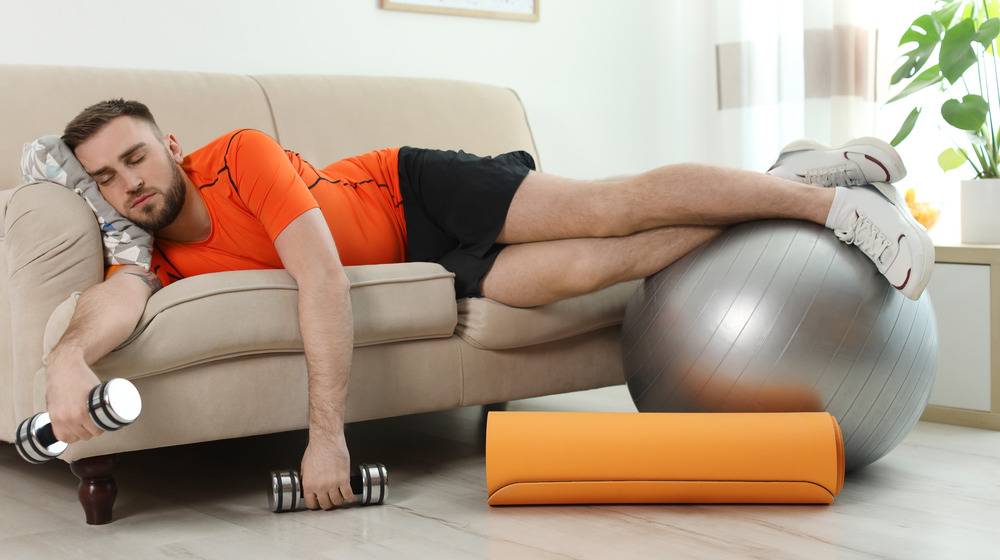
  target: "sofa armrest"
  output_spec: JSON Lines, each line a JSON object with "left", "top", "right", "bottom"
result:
{"left": 3, "top": 181, "right": 104, "bottom": 423}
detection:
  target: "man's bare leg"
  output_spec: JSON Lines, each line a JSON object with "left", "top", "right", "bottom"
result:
{"left": 496, "top": 164, "right": 833, "bottom": 245}
{"left": 482, "top": 164, "right": 830, "bottom": 307}
{"left": 481, "top": 225, "right": 723, "bottom": 308}
{"left": 486, "top": 152, "right": 934, "bottom": 305}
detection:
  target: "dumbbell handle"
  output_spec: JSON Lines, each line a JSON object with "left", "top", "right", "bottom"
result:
{"left": 269, "top": 463, "right": 388, "bottom": 512}
{"left": 15, "top": 378, "right": 141, "bottom": 464}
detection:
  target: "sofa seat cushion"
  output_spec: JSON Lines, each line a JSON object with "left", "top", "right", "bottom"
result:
{"left": 456, "top": 280, "right": 640, "bottom": 350}
{"left": 43, "top": 263, "right": 457, "bottom": 378}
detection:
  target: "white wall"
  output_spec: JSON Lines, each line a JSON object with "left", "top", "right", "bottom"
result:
{"left": 0, "top": 0, "right": 720, "bottom": 179}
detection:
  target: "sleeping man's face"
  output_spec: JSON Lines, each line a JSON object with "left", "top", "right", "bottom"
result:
{"left": 73, "top": 115, "right": 187, "bottom": 232}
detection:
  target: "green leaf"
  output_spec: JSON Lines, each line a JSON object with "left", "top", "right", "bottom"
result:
{"left": 933, "top": 0, "right": 964, "bottom": 27}
{"left": 940, "top": 18, "right": 980, "bottom": 83}
{"left": 976, "top": 18, "right": 1000, "bottom": 45}
{"left": 978, "top": 19, "right": 1000, "bottom": 67}
{"left": 939, "top": 147, "right": 969, "bottom": 171}
{"left": 939, "top": 17, "right": 1000, "bottom": 84}
{"left": 893, "top": 14, "right": 945, "bottom": 84}
{"left": 892, "top": 14, "right": 945, "bottom": 85}
{"left": 942, "top": 94, "right": 990, "bottom": 130}
{"left": 886, "top": 65, "right": 944, "bottom": 103}
{"left": 890, "top": 107, "right": 922, "bottom": 146}
{"left": 984, "top": 3, "right": 1000, "bottom": 55}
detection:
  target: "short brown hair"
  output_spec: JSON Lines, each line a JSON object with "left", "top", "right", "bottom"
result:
{"left": 62, "top": 99, "right": 163, "bottom": 151}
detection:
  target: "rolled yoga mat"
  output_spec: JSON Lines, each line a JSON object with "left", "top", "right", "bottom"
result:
{"left": 486, "top": 411, "right": 845, "bottom": 505}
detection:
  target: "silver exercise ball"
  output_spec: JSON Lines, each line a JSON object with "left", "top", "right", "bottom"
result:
{"left": 622, "top": 219, "right": 939, "bottom": 470}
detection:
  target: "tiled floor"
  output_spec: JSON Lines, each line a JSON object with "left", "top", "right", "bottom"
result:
{"left": 1, "top": 385, "right": 998, "bottom": 559}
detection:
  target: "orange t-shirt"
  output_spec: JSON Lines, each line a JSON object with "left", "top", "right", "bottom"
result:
{"left": 149, "top": 129, "right": 407, "bottom": 286}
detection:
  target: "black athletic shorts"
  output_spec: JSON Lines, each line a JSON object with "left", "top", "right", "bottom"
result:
{"left": 397, "top": 146, "right": 536, "bottom": 299}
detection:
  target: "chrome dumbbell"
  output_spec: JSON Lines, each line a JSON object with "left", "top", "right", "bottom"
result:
{"left": 15, "top": 378, "right": 142, "bottom": 464}
{"left": 269, "top": 463, "right": 388, "bottom": 512}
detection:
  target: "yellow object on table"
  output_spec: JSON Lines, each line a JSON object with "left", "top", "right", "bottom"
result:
{"left": 906, "top": 188, "right": 942, "bottom": 231}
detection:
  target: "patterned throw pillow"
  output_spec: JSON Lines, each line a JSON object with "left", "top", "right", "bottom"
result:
{"left": 21, "top": 135, "right": 153, "bottom": 270}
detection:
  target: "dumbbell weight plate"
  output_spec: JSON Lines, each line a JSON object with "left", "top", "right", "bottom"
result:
{"left": 89, "top": 378, "right": 142, "bottom": 431}
{"left": 15, "top": 412, "right": 68, "bottom": 464}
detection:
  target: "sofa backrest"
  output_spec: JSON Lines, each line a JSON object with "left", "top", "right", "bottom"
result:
{"left": 0, "top": 65, "right": 540, "bottom": 189}
{"left": 251, "top": 74, "right": 540, "bottom": 168}
{"left": 0, "top": 65, "right": 278, "bottom": 189}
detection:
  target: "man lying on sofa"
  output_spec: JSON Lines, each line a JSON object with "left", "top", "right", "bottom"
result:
{"left": 44, "top": 99, "right": 932, "bottom": 510}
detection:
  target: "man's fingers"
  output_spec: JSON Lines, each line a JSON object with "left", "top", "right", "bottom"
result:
{"left": 51, "top": 413, "right": 103, "bottom": 444}
{"left": 50, "top": 425, "right": 78, "bottom": 444}
{"left": 304, "top": 491, "right": 340, "bottom": 511}
{"left": 83, "top": 419, "right": 103, "bottom": 438}
{"left": 340, "top": 482, "right": 356, "bottom": 504}
{"left": 59, "top": 425, "right": 93, "bottom": 444}
{"left": 302, "top": 483, "right": 353, "bottom": 510}
{"left": 317, "top": 492, "right": 336, "bottom": 510}
{"left": 303, "top": 492, "right": 319, "bottom": 510}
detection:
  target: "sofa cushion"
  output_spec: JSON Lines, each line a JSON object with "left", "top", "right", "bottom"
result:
{"left": 456, "top": 280, "right": 640, "bottom": 350}
{"left": 43, "top": 263, "right": 457, "bottom": 377}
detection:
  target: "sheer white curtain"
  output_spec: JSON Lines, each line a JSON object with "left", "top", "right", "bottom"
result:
{"left": 714, "top": 0, "right": 878, "bottom": 170}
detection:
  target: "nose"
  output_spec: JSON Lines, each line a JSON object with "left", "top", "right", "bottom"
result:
{"left": 122, "top": 169, "right": 143, "bottom": 192}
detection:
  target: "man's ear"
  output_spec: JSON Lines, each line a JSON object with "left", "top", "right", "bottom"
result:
{"left": 165, "top": 133, "right": 184, "bottom": 164}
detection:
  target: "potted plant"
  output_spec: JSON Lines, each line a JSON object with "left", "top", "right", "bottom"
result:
{"left": 888, "top": 0, "right": 1000, "bottom": 243}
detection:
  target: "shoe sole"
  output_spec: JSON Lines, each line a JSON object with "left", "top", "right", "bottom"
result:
{"left": 869, "top": 183, "right": 935, "bottom": 299}
{"left": 905, "top": 211, "right": 935, "bottom": 300}
{"left": 779, "top": 136, "right": 907, "bottom": 184}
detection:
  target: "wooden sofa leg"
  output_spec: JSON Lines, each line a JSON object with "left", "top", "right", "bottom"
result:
{"left": 70, "top": 454, "right": 121, "bottom": 525}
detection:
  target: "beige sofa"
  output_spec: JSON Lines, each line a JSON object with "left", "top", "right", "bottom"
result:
{"left": 0, "top": 65, "right": 635, "bottom": 524}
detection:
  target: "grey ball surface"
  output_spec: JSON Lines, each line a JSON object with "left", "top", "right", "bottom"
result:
{"left": 622, "top": 219, "right": 939, "bottom": 470}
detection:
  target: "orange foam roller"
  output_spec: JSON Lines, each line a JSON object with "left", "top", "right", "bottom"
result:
{"left": 486, "top": 412, "right": 844, "bottom": 505}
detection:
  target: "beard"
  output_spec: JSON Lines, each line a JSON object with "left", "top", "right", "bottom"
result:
{"left": 128, "top": 159, "right": 187, "bottom": 232}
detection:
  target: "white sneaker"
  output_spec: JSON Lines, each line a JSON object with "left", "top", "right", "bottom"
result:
{"left": 827, "top": 184, "right": 934, "bottom": 300}
{"left": 768, "top": 137, "right": 907, "bottom": 189}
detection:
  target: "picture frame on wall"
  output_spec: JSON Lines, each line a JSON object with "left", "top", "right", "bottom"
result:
{"left": 381, "top": 0, "right": 539, "bottom": 22}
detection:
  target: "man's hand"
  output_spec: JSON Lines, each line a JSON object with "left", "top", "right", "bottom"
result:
{"left": 301, "top": 431, "right": 355, "bottom": 509}
{"left": 42, "top": 264, "right": 158, "bottom": 445}
{"left": 44, "top": 350, "right": 102, "bottom": 444}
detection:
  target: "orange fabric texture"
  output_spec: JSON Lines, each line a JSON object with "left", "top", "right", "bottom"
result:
{"left": 150, "top": 130, "right": 407, "bottom": 286}
{"left": 486, "top": 412, "right": 845, "bottom": 505}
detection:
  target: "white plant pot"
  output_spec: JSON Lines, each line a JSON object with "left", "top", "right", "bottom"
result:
{"left": 961, "top": 179, "right": 1000, "bottom": 244}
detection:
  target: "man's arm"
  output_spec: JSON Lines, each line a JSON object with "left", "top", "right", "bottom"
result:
{"left": 45, "top": 266, "right": 160, "bottom": 443}
{"left": 272, "top": 208, "right": 355, "bottom": 509}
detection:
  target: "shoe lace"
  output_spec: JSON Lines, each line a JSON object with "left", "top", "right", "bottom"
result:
{"left": 805, "top": 165, "right": 862, "bottom": 186}
{"left": 835, "top": 211, "right": 892, "bottom": 271}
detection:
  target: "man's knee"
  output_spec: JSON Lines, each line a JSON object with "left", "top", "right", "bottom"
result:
{"left": 557, "top": 244, "right": 628, "bottom": 295}
{"left": 481, "top": 241, "right": 618, "bottom": 306}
